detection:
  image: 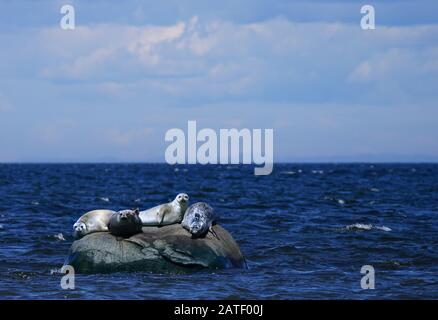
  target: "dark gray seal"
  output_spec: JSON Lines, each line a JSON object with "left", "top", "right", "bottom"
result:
{"left": 108, "top": 209, "right": 142, "bottom": 238}
{"left": 181, "top": 202, "right": 218, "bottom": 239}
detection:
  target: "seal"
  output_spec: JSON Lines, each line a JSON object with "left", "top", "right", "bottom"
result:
{"left": 139, "top": 193, "right": 189, "bottom": 226}
{"left": 108, "top": 209, "right": 142, "bottom": 238}
{"left": 181, "top": 202, "right": 218, "bottom": 239}
{"left": 73, "top": 209, "right": 115, "bottom": 239}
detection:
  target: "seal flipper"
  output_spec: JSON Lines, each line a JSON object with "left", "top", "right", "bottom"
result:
{"left": 157, "top": 206, "right": 166, "bottom": 226}
{"left": 208, "top": 226, "right": 220, "bottom": 240}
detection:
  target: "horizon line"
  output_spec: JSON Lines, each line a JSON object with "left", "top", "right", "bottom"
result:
{"left": 1, "top": 161, "right": 438, "bottom": 165}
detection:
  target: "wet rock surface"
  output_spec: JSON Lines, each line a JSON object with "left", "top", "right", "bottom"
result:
{"left": 65, "top": 224, "right": 246, "bottom": 273}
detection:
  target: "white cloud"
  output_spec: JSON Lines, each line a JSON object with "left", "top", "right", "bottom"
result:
{"left": 128, "top": 22, "right": 186, "bottom": 65}
{"left": 349, "top": 61, "right": 372, "bottom": 82}
{"left": 349, "top": 49, "right": 423, "bottom": 82}
{"left": 62, "top": 47, "right": 114, "bottom": 78}
{"left": 6, "top": 17, "right": 438, "bottom": 106}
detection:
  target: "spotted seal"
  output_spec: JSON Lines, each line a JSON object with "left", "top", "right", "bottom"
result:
{"left": 73, "top": 209, "right": 115, "bottom": 239}
{"left": 139, "top": 193, "right": 189, "bottom": 226}
{"left": 181, "top": 202, "right": 218, "bottom": 239}
{"left": 108, "top": 209, "right": 142, "bottom": 238}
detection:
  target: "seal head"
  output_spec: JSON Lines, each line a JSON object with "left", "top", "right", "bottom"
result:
{"left": 182, "top": 202, "right": 218, "bottom": 238}
{"left": 172, "top": 193, "right": 189, "bottom": 214}
{"left": 73, "top": 221, "right": 88, "bottom": 238}
{"left": 108, "top": 209, "right": 142, "bottom": 238}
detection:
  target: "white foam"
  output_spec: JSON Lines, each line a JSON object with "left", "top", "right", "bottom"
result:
{"left": 50, "top": 268, "right": 63, "bottom": 275}
{"left": 345, "top": 223, "right": 391, "bottom": 232}
{"left": 54, "top": 233, "right": 66, "bottom": 241}
{"left": 346, "top": 223, "right": 372, "bottom": 230}
{"left": 375, "top": 226, "right": 392, "bottom": 232}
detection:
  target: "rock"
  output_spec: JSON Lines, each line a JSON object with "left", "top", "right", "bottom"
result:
{"left": 65, "top": 224, "right": 247, "bottom": 274}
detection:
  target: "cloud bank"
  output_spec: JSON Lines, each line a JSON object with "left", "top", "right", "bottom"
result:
{"left": 0, "top": 1, "right": 437, "bottom": 161}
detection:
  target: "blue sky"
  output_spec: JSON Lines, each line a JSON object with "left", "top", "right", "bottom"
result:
{"left": 0, "top": 0, "right": 437, "bottom": 162}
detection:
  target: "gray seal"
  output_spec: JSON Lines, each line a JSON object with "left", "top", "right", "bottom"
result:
{"left": 108, "top": 209, "right": 143, "bottom": 238}
{"left": 181, "top": 202, "right": 218, "bottom": 239}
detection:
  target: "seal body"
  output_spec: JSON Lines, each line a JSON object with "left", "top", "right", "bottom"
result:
{"left": 73, "top": 209, "right": 115, "bottom": 239}
{"left": 108, "top": 209, "right": 142, "bottom": 238}
{"left": 182, "top": 202, "right": 217, "bottom": 238}
{"left": 139, "top": 193, "right": 189, "bottom": 226}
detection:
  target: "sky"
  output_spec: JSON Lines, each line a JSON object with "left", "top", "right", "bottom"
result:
{"left": 0, "top": 0, "right": 437, "bottom": 162}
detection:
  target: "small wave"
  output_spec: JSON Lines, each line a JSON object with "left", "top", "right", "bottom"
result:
{"left": 374, "top": 260, "right": 404, "bottom": 270}
{"left": 346, "top": 223, "right": 372, "bottom": 231}
{"left": 50, "top": 268, "right": 64, "bottom": 275}
{"left": 54, "top": 233, "right": 66, "bottom": 241}
{"left": 265, "top": 244, "right": 298, "bottom": 255}
{"left": 370, "top": 188, "right": 380, "bottom": 192}
{"left": 338, "top": 199, "right": 346, "bottom": 205}
{"left": 200, "top": 187, "right": 218, "bottom": 193}
{"left": 345, "top": 223, "right": 391, "bottom": 232}
{"left": 99, "top": 197, "right": 110, "bottom": 202}
{"left": 10, "top": 271, "right": 36, "bottom": 280}
{"left": 281, "top": 171, "right": 296, "bottom": 175}
{"left": 375, "top": 226, "right": 392, "bottom": 232}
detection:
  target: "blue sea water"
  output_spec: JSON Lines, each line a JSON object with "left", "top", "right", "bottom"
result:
{"left": 0, "top": 163, "right": 437, "bottom": 299}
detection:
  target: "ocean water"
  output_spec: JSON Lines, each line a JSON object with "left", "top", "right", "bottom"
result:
{"left": 0, "top": 163, "right": 437, "bottom": 299}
